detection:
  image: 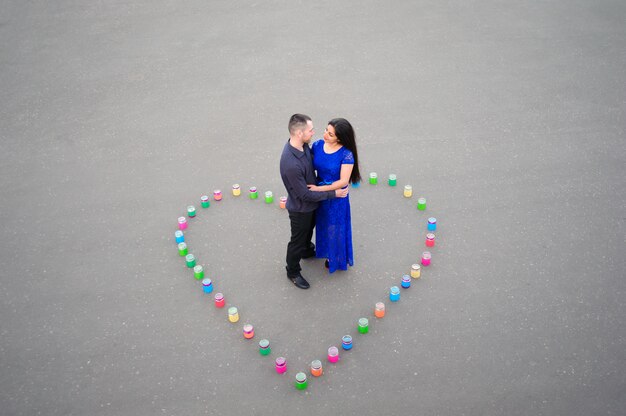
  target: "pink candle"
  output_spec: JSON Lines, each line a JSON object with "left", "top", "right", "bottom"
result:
{"left": 327, "top": 346, "right": 340, "bottom": 363}
{"left": 213, "top": 190, "right": 222, "bottom": 201}
{"left": 426, "top": 233, "right": 435, "bottom": 247}
{"left": 275, "top": 357, "right": 287, "bottom": 374}
{"left": 421, "top": 251, "right": 431, "bottom": 266}
{"left": 177, "top": 216, "right": 188, "bottom": 230}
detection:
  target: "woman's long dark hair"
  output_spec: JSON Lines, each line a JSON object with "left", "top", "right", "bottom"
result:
{"left": 329, "top": 118, "right": 362, "bottom": 184}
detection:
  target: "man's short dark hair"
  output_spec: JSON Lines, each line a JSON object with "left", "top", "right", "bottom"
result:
{"left": 288, "top": 114, "right": 311, "bottom": 135}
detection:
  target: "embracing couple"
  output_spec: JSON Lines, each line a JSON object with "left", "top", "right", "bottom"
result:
{"left": 279, "top": 113, "right": 362, "bottom": 289}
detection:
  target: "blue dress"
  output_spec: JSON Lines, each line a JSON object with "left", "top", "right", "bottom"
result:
{"left": 311, "top": 139, "right": 354, "bottom": 273}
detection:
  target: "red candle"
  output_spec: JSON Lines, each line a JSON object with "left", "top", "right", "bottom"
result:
{"left": 214, "top": 293, "right": 225, "bottom": 308}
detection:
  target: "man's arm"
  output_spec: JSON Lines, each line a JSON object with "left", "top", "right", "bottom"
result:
{"left": 284, "top": 165, "right": 344, "bottom": 202}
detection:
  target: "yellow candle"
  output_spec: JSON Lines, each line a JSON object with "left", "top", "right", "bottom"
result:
{"left": 228, "top": 307, "right": 239, "bottom": 323}
{"left": 410, "top": 264, "right": 421, "bottom": 278}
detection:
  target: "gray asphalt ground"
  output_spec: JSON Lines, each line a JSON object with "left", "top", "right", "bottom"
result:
{"left": 1, "top": 1, "right": 625, "bottom": 415}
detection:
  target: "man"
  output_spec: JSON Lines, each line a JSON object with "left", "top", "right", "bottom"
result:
{"left": 279, "top": 114, "right": 348, "bottom": 289}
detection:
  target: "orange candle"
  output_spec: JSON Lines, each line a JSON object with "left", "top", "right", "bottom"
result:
{"left": 374, "top": 302, "right": 385, "bottom": 318}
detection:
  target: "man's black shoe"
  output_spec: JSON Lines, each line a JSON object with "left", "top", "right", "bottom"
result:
{"left": 287, "top": 272, "right": 310, "bottom": 289}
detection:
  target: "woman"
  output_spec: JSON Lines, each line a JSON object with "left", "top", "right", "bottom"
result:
{"left": 308, "top": 118, "right": 362, "bottom": 273}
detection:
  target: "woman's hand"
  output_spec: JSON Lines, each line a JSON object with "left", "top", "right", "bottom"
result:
{"left": 307, "top": 184, "right": 321, "bottom": 192}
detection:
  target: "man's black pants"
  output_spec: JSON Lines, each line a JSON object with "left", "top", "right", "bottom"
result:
{"left": 286, "top": 210, "right": 315, "bottom": 276}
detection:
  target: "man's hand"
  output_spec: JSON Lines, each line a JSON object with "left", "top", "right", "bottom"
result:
{"left": 335, "top": 187, "right": 349, "bottom": 198}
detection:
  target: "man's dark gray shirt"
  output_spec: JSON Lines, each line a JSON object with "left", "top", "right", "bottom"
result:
{"left": 280, "top": 139, "right": 336, "bottom": 212}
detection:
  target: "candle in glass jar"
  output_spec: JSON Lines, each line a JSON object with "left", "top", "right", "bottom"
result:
{"left": 401, "top": 274, "right": 411, "bottom": 288}
{"left": 214, "top": 293, "right": 225, "bottom": 308}
{"left": 243, "top": 324, "right": 254, "bottom": 339}
{"left": 328, "top": 346, "right": 340, "bottom": 363}
{"left": 193, "top": 265, "right": 204, "bottom": 280}
{"left": 375, "top": 302, "right": 385, "bottom": 318}
{"left": 310, "top": 360, "right": 323, "bottom": 377}
{"left": 259, "top": 339, "right": 271, "bottom": 355}
{"left": 411, "top": 264, "right": 421, "bottom": 279}
{"left": 202, "top": 278, "right": 213, "bottom": 294}
{"left": 275, "top": 357, "right": 287, "bottom": 374}
{"left": 390, "top": 286, "right": 400, "bottom": 302}
{"left": 228, "top": 307, "right": 239, "bottom": 323}
{"left": 422, "top": 251, "right": 432, "bottom": 266}
{"left": 185, "top": 253, "right": 196, "bottom": 268}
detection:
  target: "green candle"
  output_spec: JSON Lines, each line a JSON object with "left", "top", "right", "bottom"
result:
{"left": 417, "top": 197, "right": 427, "bottom": 211}
{"left": 358, "top": 317, "right": 369, "bottom": 334}
{"left": 259, "top": 339, "right": 271, "bottom": 356}
{"left": 295, "top": 372, "right": 308, "bottom": 390}
{"left": 369, "top": 172, "right": 378, "bottom": 184}
{"left": 388, "top": 174, "right": 397, "bottom": 186}
{"left": 193, "top": 265, "right": 204, "bottom": 280}
{"left": 178, "top": 242, "right": 188, "bottom": 256}
{"left": 185, "top": 254, "right": 196, "bottom": 268}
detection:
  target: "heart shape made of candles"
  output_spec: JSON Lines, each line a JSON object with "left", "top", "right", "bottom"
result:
{"left": 173, "top": 177, "right": 439, "bottom": 390}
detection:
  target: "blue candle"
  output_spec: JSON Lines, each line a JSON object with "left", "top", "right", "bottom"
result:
{"left": 342, "top": 335, "right": 353, "bottom": 350}
{"left": 390, "top": 286, "right": 400, "bottom": 302}
{"left": 428, "top": 217, "right": 437, "bottom": 231}
{"left": 401, "top": 274, "right": 411, "bottom": 289}
{"left": 175, "top": 230, "right": 184, "bottom": 244}
{"left": 202, "top": 278, "right": 213, "bottom": 294}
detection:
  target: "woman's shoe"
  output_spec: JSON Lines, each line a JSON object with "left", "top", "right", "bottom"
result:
{"left": 324, "top": 259, "right": 329, "bottom": 269}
